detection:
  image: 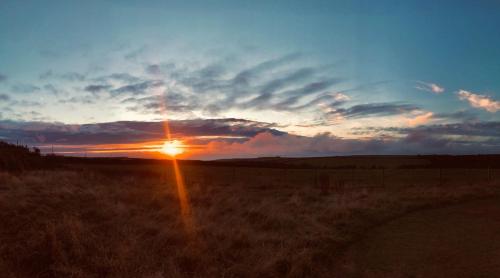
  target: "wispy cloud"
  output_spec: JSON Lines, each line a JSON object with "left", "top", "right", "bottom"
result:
{"left": 112, "top": 81, "right": 164, "bottom": 96}
{"left": 415, "top": 81, "right": 445, "bottom": 94}
{"left": 329, "top": 102, "right": 420, "bottom": 119}
{"left": 457, "top": 90, "right": 500, "bottom": 112}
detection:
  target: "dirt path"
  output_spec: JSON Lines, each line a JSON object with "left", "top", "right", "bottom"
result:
{"left": 336, "top": 198, "right": 500, "bottom": 278}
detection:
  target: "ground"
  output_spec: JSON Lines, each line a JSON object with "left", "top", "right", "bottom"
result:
{"left": 336, "top": 198, "right": 500, "bottom": 278}
{"left": 0, "top": 155, "right": 499, "bottom": 277}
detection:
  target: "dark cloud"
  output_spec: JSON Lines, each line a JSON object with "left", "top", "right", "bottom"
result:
{"left": 59, "top": 96, "right": 97, "bottom": 105}
{"left": 0, "top": 94, "right": 10, "bottom": 101}
{"left": 10, "top": 99, "right": 42, "bottom": 107}
{"left": 43, "top": 84, "right": 60, "bottom": 95}
{"left": 1, "top": 119, "right": 499, "bottom": 157}
{"left": 39, "top": 70, "right": 53, "bottom": 79}
{"left": 38, "top": 70, "right": 86, "bottom": 82}
{"left": 384, "top": 121, "right": 500, "bottom": 138}
{"left": 433, "top": 110, "right": 478, "bottom": 122}
{"left": 112, "top": 80, "right": 164, "bottom": 95}
{"left": 29, "top": 53, "right": 345, "bottom": 119}
{"left": 145, "top": 63, "right": 176, "bottom": 76}
{"left": 145, "top": 64, "right": 162, "bottom": 75}
{"left": 237, "top": 68, "right": 322, "bottom": 109}
{"left": 272, "top": 79, "right": 343, "bottom": 109}
{"left": 288, "top": 92, "right": 348, "bottom": 111}
{"left": 122, "top": 92, "right": 202, "bottom": 115}
{"left": 232, "top": 52, "right": 301, "bottom": 86}
{"left": 331, "top": 103, "right": 419, "bottom": 118}
{"left": 0, "top": 118, "right": 284, "bottom": 145}
{"left": 84, "top": 84, "right": 112, "bottom": 94}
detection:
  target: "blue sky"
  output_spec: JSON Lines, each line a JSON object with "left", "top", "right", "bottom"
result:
{"left": 0, "top": 0, "right": 499, "bottom": 158}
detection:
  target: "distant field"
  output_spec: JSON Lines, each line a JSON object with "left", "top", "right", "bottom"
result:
{"left": 1, "top": 147, "right": 499, "bottom": 277}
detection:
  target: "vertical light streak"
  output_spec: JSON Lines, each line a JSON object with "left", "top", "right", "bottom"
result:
{"left": 157, "top": 87, "right": 194, "bottom": 235}
{"left": 172, "top": 159, "right": 194, "bottom": 233}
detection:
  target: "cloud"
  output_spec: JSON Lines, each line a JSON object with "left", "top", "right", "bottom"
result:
{"left": 457, "top": 90, "right": 500, "bottom": 112}
{"left": 199, "top": 126, "right": 500, "bottom": 159}
{"left": 0, "top": 94, "right": 10, "bottom": 101}
{"left": 39, "top": 70, "right": 53, "bottom": 79}
{"left": 406, "top": 112, "right": 433, "bottom": 126}
{"left": 232, "top": 52, "right": 302, "bottom": 87}
{"left": 111, "top": 53, "right": 344, "bottom": 116}
{"left": 415, "top": 81, "right": 445, "bottom": 94}
{"left": 59, "top": 96, "right": 97, "bottom": 105}
{"left": 84, "top": 84, "right": 112, "bottom": 94}
{"left": 112, "top": 81, "right": 164, "bottom": 95}
{"left": 0, "top": 118, "right": 284, "bottom": 145}
{"left": 42, "top": 84, "right": 61, "bottom": 95}
{"left": 330, "top": 102, "right": 420, "bottom": 119}
{"left": 372, "top": 121, "right": 500, "bottom": 138}
{"left": 432, "top": 110, "right": 478, "bottom": 122}
{"left": 0, "top": 74, "right": 7, "bottom": 82}
{"left": 145, "top": 64, "right": 162, "bottom": 75}
{"left": 2, "top": 118, "right": 499, "bottom": 158}
{"left": 60, "top": 72, "right": 86, "bottom": 82}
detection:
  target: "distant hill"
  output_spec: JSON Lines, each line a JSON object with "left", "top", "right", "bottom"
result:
{"left": 1, "top": 139, "right": 499, "bottom": 171}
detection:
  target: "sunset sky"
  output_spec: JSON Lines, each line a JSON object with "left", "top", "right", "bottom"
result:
{"left": 1, "top": 0, "right": 499, "bottom": 159}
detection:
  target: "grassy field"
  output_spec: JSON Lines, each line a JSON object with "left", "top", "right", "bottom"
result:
{"left": 1, "top": 154, "right": 499, "bottom": 277}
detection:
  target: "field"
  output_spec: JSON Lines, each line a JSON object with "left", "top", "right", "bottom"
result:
{"left": 1, "top": 147, "right": 499, "bottom": 277}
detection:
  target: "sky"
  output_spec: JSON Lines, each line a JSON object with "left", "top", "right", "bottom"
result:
{"left": 0, "top": 0, "right": 499, "bottom": 159}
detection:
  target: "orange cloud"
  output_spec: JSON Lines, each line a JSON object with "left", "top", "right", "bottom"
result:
{"left": 458, "top": 90, "right": 500, "bottom": 112}
{"left": 406, "top": 112, "right": 433, "bottom": 127}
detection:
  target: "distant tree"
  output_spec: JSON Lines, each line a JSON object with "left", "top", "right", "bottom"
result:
{"left": 33, "top": 147, "right": 41, "bottom": 156}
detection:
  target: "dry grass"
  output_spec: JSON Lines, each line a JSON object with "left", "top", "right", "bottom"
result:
{"left": 0, "top": 165, "right": 498, "bottom": 278}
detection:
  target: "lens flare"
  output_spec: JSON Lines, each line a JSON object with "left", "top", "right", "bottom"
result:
{"left": 156, "top": 88, "right": 194, "bottom": 237}
{"left": 161, "top": 140, "right": 184, "bottom": 157}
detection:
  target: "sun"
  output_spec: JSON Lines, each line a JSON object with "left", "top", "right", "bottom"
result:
{"left": 160, "top": 140, "right": 184, "bottom": 157}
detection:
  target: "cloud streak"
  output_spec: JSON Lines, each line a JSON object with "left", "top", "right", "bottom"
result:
{"left": 330, "top": 102, "right": 420, "bottom": 119}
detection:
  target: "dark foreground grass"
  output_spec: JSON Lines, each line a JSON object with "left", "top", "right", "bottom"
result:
{"left": 0, "top": 165, "right": 498, "bottom": 277}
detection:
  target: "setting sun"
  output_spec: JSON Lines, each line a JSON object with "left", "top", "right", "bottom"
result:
{"left": 160, "top": 140, "right": 184, "bottom": 157}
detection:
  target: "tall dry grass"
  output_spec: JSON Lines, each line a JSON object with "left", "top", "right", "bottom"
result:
{"left": 0, "top": 166, "right": 498, "bottom": 277}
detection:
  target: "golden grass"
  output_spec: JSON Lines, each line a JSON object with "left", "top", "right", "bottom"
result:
{"left": 0, "top": 166, "right": 498, "bottom": 277}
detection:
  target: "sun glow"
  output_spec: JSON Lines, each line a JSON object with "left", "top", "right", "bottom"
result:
{"left": 161, "top": 140, "right": 184, "bottom": 157}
